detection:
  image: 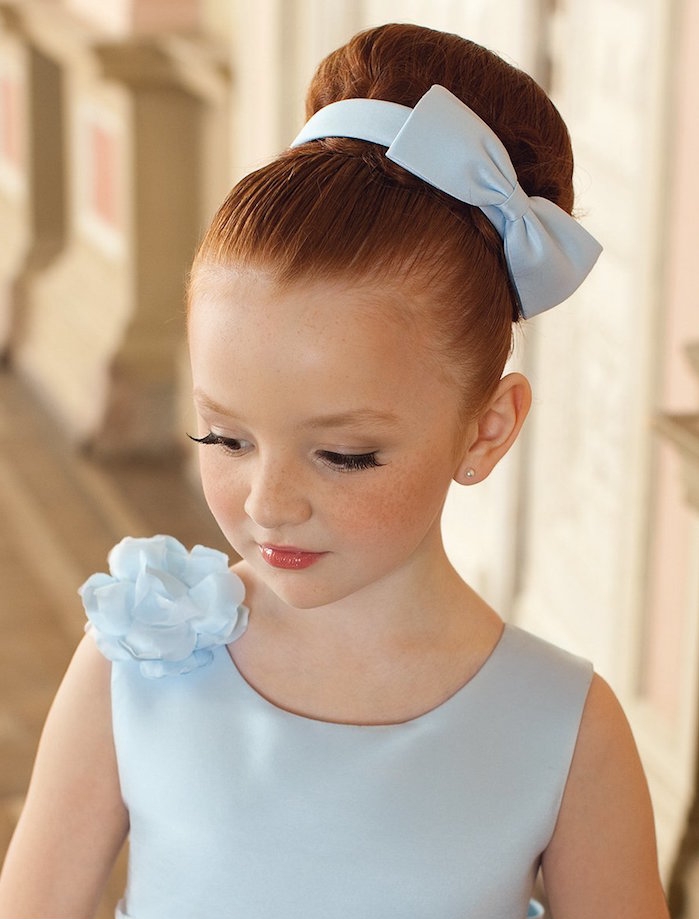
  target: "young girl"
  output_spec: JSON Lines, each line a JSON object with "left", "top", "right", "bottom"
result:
{"left": 0, "top": 22, "right": 669, "bottom": 919}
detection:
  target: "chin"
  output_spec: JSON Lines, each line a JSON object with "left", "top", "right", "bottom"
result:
{"left": 255, "top": 565, "right": 366, "bottom": 613}
{"left": 265, "top": 581, "right": 348, "bottom": 612}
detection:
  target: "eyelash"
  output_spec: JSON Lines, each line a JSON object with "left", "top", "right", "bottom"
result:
{"left": 188, "top": 432, "right": 246, "bottom": 454}
{"left": 187, "top": 433, "right": 383, "bottom": 472}
{"left": 317, "top": 450, "right": 382, "bottom": 472}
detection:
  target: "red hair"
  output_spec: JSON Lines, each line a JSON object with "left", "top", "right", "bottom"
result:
{"left": 190, "top": 24, "right": 575, "bottom": 417}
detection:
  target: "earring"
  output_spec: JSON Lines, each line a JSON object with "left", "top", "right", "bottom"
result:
{"left": 465, "top": 468, "right": 476, "bottom": 479}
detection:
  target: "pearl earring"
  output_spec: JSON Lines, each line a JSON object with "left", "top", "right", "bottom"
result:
{"left": 465, "top": 468, "right": 476, "bottom": 479}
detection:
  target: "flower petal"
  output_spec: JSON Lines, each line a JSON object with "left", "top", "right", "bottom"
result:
{"left": 82, "top": 580, "right": 136, "bottom": 635}
{"left": 122, "top": 622, "right": 196, "bottom": 661}
{"left": 86, "top": 625, "right": 136, "bottom": 663}
{"left": 185, "top": 544, "right": 232, "bottom": 585}
{"left": 140, "top": 649, "right": 213, "bottom": 679}
{"left": 188, "top": 570, "right": 246, "bottom": 626}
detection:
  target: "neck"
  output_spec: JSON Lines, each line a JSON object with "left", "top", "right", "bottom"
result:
{"left": 235, "top": 541, "right": 485, "bottom": 655}
{"left": 229, "top": 540, "right": 503, "bottom": 725}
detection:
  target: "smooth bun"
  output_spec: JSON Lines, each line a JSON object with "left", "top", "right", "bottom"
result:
{"left": 307, "top": 23, "right": 574, "bottom": 213}
{"left": 191, "top": 24, "right": 576, "bottom": 418}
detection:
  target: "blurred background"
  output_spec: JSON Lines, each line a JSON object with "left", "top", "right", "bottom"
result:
{"left": 0, "top": 0, "right": 696, "bottom": 915}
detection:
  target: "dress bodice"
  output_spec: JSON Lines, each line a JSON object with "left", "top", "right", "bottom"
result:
{"left": 112, "top": 625, "right": 591, "bottom": 919}
{"left": 81, "top": 536, "right": 592, "bottom": 919}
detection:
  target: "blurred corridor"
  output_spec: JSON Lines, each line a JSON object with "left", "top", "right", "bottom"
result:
{"left": 0, "top": 370, "right": 228, "bottom": 917}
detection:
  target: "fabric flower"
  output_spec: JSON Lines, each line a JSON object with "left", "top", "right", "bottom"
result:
{"left": 80, "top": 535, "right": 248, "bottom": 678}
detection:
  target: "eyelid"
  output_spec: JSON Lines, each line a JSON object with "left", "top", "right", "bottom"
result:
{"left": 187, "top": 432, "right": 250, "bottom": 453}
{"left": 188, "top": 432, "right": 228, "bottom": 445}
{"left": 188, "top": 434, "right": 383, "bottom": 472}
{"left": 317, "top": 450, "right": 384, "bottom": 472}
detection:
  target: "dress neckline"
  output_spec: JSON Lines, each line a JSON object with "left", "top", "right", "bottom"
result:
{"left": 221, "top": 622, "right": 510, "bottom": 729}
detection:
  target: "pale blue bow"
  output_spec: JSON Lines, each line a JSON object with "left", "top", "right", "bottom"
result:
{"left": 291, "top": 85, "right": 602, "bottom": 318}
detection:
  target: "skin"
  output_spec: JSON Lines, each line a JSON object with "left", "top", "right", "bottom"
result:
{"left": 0, "top": 637, "right": 128, "bottom": 919}
{"left": 0, "top": 265, "right": 669, "bottom": 917}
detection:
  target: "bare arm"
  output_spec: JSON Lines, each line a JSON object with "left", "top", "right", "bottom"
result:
{"left": 0, "top": 636, "right": 128, "bottom": 919}
{"left": 542, "top": 674, "right": 669, "bottom": 918}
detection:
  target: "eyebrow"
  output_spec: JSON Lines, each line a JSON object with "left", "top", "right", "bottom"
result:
{"left": 193, "top": 390, "right": 400, "bottom": 429}
{"left": 305, "top": 409, "right": 401, "bottom": 430}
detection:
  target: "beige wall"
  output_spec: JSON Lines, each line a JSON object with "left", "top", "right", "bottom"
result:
{"left": 646, "top": 0, "right": 699, "bottom": 716}
{"left": 0, "top": 25, "right": 29, "bottom": 349}
{"left": 0, "top": 0, "right": 232, "bottom": 451}
{"left": 641, "top": 0, "right": 699, "bottom": 881}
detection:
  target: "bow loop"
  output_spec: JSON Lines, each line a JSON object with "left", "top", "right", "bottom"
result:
{"left": 291, "top": 84, "right": 601, "bottom": 318}
{"left": 385, "top": 84, "right": 520, "bottom": 212}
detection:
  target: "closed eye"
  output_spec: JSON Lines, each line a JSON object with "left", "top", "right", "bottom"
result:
{"left": 187, "top": 432, "right": 250, "bottom": 455}
{"left": 317, "top": 450, "right": 383, "bottom": 472}
{"left": 189, "top": 434, "right": 381, "bottom": 471}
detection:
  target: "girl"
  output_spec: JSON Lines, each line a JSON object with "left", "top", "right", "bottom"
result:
{"left": 0, "top": 22, "right": 669, "bottom": 919}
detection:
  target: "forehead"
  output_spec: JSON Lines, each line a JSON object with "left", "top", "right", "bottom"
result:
{"left": 187, "top": 264, "right": 463, "bottom": 418}
{"left": 188, "top": 264, "right": 432, "bottom": 356}
{"left": 190, "top": 263, "right": 415, "bottom": 320}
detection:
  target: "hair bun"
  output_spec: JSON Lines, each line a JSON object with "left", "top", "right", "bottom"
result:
{"left": 306, "top": 22, "right": 574, "bottom": 214}
{"left": 191, "top": 23, "right": 582, "bottom": 421}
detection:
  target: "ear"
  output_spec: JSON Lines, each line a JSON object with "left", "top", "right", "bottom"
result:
{"left": 454, "top": 372, "right": 532, "bottom": 485}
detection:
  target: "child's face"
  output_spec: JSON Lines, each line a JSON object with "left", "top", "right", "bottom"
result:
{"left": 188, "top": 266, "right": 471, "bottom": 611}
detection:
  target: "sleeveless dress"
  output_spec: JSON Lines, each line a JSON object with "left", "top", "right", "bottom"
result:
{"left": 80, "top": 537, "right": 593, "bottom": 919}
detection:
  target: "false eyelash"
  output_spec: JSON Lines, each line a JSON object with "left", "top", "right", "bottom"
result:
{"left": 188, "top": 434, "right": 382, "bottom": 472}
{"left": 187, "top": 432, "right": 243, "bottom": 450}
{"left": 188, "top": 432, "right": 222, "bottom": 445}
{"left": 318, "top": 450, "right": 383, "bottom": 471}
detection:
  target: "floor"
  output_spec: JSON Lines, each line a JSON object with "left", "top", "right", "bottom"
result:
{"left": 0, "top": 370, "right": 230, "bottom": 918}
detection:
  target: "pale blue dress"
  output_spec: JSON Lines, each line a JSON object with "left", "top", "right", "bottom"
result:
{"left": 81, "top": 536, "right": 593, "bottom": 919}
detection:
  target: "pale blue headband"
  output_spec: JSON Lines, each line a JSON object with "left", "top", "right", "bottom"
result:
{"left": 291, "top": 85, "right": 602, "bottom": 319}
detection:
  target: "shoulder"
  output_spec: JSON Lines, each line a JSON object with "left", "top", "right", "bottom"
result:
{"left": 542, "top": 674, "right": 669, "bottom": 917}
{"left": 572, "top": 673, "right": 636, "bottom": 765}
{"left": 559, "top": 674, "right": 649, "bottom": 811}
{"left": 54, "top": 631, "right": 113, "bottom": 714}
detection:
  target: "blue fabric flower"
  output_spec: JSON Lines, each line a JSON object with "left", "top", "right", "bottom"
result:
{"left": 80, "top": 535, "right": 248, "bottom": 678}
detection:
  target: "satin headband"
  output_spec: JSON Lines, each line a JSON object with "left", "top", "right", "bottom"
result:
{"left": 291, "top": 85, "right": 602, "bottom": 319}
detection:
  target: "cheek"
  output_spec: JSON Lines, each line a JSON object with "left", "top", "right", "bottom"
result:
{"left": 198, "top": 455, "right": 243, "bottom": 521}
{"left": 334, "top": 465, "right": 450, "bottom": 543}
{"left": 197, "top": 452, "right": 453, "bottom": 543}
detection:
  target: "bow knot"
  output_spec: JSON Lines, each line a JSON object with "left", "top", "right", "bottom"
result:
{"left": 292, "top": 85, "right": 601, "bottom": 318}
{"left": 499, "top": 184, "right": 531, "bottom": 223}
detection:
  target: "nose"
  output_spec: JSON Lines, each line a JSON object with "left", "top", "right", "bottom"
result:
{"left": 243, "top": 456, "right": 312, "bottom": 530}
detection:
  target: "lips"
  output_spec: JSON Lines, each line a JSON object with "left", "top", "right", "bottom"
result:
{"left": 258, "top": 545, "right": 326, "bottom": 570}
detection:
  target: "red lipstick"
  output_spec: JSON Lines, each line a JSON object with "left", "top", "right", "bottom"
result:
{"left": 259, "top": 545, "right": 326, "bottom": 570}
